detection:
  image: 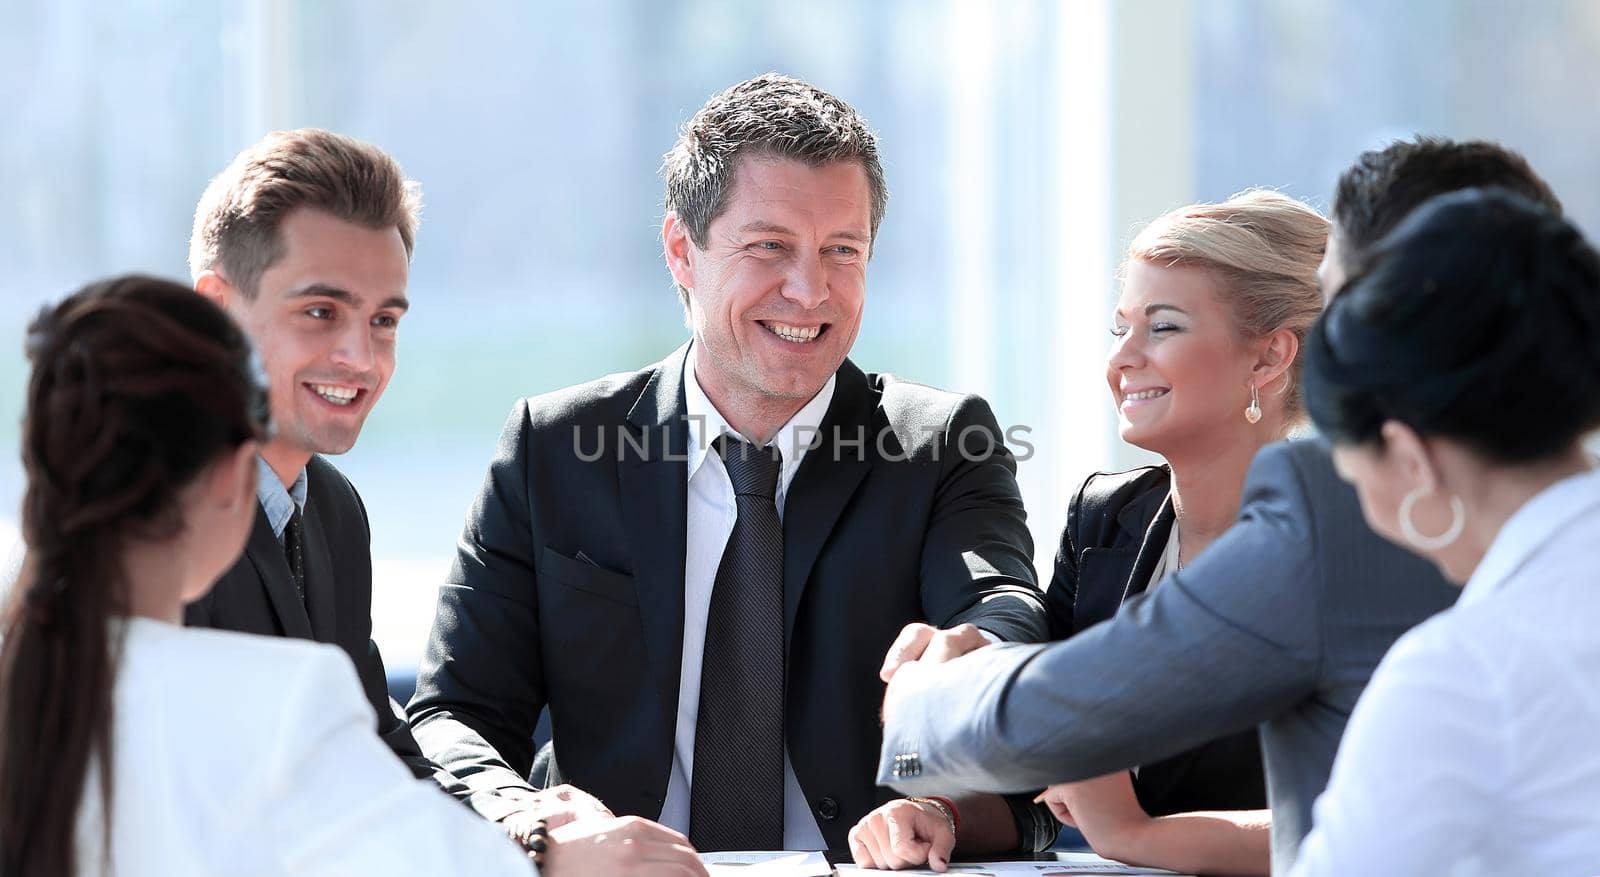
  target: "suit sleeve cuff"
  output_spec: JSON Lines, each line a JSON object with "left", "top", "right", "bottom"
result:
{"left": 1005, "top": 794, "right": 1061, "bottom": 852}
{"left": 946, "top": 596, "right": 1049, "bottom": 644}
{"left": 876, "top": 642, "right": 1049, "bottom": 795}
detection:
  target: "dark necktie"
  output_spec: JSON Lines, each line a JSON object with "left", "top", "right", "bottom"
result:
{"left": 284, "top": 506, "right": 306, "bottom": 604}
{"left": 689, "top": 436, "right": 786, "bottom": 851}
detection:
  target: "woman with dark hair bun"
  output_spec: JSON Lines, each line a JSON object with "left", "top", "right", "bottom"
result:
{"left": 1292, "top": 189, "right": 1600, "bottom": 875}
{"left": 0, "top": 277, "right": 535, "bottom": 875}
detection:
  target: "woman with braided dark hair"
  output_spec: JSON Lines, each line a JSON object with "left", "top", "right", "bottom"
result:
{"left": 0, "top": 276, "right": 535, "bottom": 875}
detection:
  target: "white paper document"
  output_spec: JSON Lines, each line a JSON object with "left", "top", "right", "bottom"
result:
{"left": 701, "top": 850, "right": 833, "bottom": 876}
{"left": 835, "top": 851, "right": 1184, "bottom": 875}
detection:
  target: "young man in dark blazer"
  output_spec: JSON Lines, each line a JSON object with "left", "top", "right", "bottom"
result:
{"left": 180, "top": 129, "right": 521, "bottom": 821}
{"left": 869, "top": 138, "right": 1564, "bottom": 874}
{"left": 406, "top": 74, "right": 1049, "bottom": 852}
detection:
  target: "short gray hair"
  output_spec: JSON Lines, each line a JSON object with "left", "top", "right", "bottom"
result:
{"left": 661, "top": 73, "right": 888, "bottom": 308}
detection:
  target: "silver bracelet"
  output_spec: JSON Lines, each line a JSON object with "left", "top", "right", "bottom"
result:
{"left": 906, "top": 796, "right": 957, "bottom": 839}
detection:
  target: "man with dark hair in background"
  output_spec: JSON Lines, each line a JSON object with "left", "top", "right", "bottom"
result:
{"left": 869, "top": 136, "right": 1563, "bottom": 875}
{"left": 1322, "top": 136, "right": 1562, "bottom": 292}
{"left": 407, "top": 73, "right": 1049, "bottom": 852}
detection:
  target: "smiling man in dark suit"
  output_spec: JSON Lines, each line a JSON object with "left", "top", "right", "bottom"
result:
{"left": 406, "top": 73, "right": 1048, "bottom": 852}
{"left": 180, "top": 129, "right": 525, "bottom": 822}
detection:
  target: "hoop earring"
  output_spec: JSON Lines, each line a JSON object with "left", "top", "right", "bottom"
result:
{"left": 1244, "top": 383, "right": 1262, "bottom": 424}
{"left": 1399, "top": 486, "right": 1465, "bottom": 551}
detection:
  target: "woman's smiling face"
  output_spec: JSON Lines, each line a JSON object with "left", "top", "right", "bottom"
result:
{"left": 1106, "top": 260, "right": 1262, "bottom": 455}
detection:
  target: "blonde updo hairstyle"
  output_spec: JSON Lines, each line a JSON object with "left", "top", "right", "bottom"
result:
{"left": 1126, "top": 189, "right": 1329, "bottom": 421}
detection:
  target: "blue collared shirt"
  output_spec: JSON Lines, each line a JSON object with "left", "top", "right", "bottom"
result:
{"left": 256, "top": 456, "right": 308, "bottom": 542}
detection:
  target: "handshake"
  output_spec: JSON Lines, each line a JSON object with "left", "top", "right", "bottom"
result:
{"left": 493, "top": 621, "right": 994, "bottom": 876}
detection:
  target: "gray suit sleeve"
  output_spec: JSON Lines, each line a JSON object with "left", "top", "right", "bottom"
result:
{"left": 878, "top": 441, "right": 1325, "bottom": 794}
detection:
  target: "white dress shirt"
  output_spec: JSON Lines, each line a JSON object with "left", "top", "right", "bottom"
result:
{"left": 1291, "top": 468, "right": 1600, "bottom": 876}
{"left": 1144, "top": 516, "right": 1180, "bottom": 592}
{"left": 76, "top": 618, "right": 533, "bottom": 876}
{"left": 652, "top": 350, "right": 835, "bottom": 850}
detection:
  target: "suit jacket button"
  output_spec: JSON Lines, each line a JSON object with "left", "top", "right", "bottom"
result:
{"left": 816, "top": 797, "right": 840, "bottom": 821}
{"left": 892, "top": 752, "right": 924, "bottom": 778}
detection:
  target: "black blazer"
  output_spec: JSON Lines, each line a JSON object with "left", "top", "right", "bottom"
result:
{"left": 183, "top": 456, "right": 503, "bottom": 816}
{"left": 406, "top": 345, "right": 1048, "bottom": 850}
{"left": 1047, "top": 465, "right": 1266, "bottom": 816}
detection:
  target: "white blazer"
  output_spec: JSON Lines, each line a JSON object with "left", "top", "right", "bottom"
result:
{"left": 1292, "top": 469, "right": 1600, "bottom": 876}
{"left": 74, "top": 618, "right": 533, "bottom": 876}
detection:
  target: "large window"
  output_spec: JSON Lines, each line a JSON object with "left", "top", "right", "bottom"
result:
{"left": 1, "top": 0, "right": 1116, "bottom": 667}
{"left": 1191, "top": 0, "right": 1600, "bottom": 237}
{"left": 4, "top": 1, "right": 1595, "bottom": 668}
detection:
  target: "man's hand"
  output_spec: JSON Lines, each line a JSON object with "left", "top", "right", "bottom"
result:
{"left": 879, "top": 622, "right": 993, "bottom": 683}
{"left": 879, "top": 653, "right": 933, "bottom": 727}
{"left": 848, "top": 797, "right": 958, "bottom": 872}
{"left": 497, "top": 783, "right": 613, "bottom": 833}
{"left": 542, "top": 815, "right": 708, "bottom": 877}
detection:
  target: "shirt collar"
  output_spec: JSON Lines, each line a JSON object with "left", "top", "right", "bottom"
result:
{"left": 255, "top": 456, "right": 308, "bottom": 540}
{"left": 1458, "top": 466, "right": 1600, "bottom": 608}
{"left": 683, "top": 345, "right": 837, "bottom": 486}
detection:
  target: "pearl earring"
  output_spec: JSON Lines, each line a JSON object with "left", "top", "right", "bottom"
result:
{"left": 1244, "top": 384, "right": 1262, "bottom": 424}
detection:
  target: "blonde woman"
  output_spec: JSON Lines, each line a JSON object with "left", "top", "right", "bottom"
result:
{"left": 851, "top": 190, "right": 1326, "bottom": 875}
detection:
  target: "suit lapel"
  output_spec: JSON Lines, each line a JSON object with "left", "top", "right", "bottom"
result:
{"left": 620, "top": 344, "right": 691, "bottom": 723}
{"left": 1073, "top": 478, "right": 1172, "bottom": 633}
{"left": 299, "top": 492, "right": 339, "bottom": 642}
{"left": 1073, "top": 548, "right": 1137, "bottom": 634}
{"left": 782, "top": 359, "right": 873, "bottom": 646}
{"left": 242, "top": 503, "right": 314, "bottom": 639}
{"left": 1121, "top": 492, "right": 1176, "bottom": 603}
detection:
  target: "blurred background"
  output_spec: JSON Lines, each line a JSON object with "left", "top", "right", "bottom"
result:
{"left": 3, "top": 0, "right": 1598, "bottom": 673}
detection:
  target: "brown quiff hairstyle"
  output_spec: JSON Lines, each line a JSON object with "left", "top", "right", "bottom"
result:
{"left": 1127, "top": 189, "right": 1329, "bottom": 419}
{"left": 188, "top": 128, "right": 422, "bottom": 296}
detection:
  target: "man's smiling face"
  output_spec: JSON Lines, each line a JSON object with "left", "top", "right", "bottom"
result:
{"left": 673, "top": 155, "right": 872, "bottom": 407}
{"left": 223, "top": 206, "right": 410, "bottom": 459}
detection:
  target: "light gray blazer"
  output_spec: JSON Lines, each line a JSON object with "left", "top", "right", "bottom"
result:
{"left": 878, "top": 438, "right": 1458, "bottom": 873}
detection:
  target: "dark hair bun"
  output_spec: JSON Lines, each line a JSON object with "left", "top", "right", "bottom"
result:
{"left": 1305, "top": 187, "right": 1600, "bottom": 462}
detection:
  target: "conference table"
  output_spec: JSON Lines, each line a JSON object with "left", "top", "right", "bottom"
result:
{"left": 698, "top": 849, "right": 1193, "bottom": 876}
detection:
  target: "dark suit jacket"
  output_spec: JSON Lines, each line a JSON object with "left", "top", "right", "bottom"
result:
{"left": 184, "top": 455, "right": 509, "bottom": 819}
{"left": 407, "top": 345, "right": 1048, "bottom": 849}
{"left": 1048, "top": 466, "right": 1265, "bottom": 816}
{"left": 880, "top": 438, "right": 1458, "bottom": 873}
